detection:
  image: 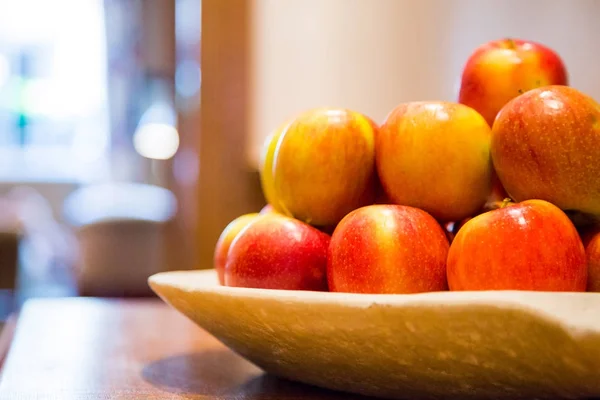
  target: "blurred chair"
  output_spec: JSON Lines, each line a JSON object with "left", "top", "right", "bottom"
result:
{"left": 63, "top": 182, "right": 177, "bottom": 297}
{"left": 6, "top": 187, "right": 79, "bottom": 306}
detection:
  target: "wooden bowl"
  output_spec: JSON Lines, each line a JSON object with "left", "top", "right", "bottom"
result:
{"left": 149, "top": 269, "right": 600, "bottom": 399}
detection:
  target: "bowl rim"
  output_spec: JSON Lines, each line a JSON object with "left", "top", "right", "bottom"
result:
{"left": 149, "top": 269, "right": 600, "bottom": 307}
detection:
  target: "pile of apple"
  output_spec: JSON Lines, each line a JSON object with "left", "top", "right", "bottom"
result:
{"left": 214, "top": 38, "right": 600, "bottom": 294}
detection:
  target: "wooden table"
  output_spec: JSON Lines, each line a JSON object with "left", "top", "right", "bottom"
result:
{"left": 0, "top": 298, "right": 374, "bottom": 399}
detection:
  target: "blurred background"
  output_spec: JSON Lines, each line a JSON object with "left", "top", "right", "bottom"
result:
{"left": 0, "top": 0, "right": 597, "bottom": 318}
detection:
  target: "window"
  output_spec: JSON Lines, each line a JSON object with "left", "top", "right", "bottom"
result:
{"left": 0, "top": 0, "right": 109, "bottom": 182}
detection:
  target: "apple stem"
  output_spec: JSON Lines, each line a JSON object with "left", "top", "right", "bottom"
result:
{"left": 482, "top": 197, "right": 514, "bottom": 212}
{"left": 505, "top": 38, "right": 516, "bottom": 50}
{"left": 499, "top": 198, "right": 514, "bottom": 208}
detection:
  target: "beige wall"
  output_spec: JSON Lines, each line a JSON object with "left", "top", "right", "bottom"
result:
{"left": 246, "top": 0, "right": 600, "bottom": 168}
{"left": 191, "top": 0, "right": 600, "bottom": 269}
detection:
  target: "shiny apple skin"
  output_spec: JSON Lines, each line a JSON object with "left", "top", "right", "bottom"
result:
{"left": 377, "top": 101, "right": 493, "bottom": 222}
{"left": 225, "top": 214, "right": 330, "bottom": 291}
{"left": 459, "top": 38, "right": 568, "bottom": 127}
{"left": 328, "top": 205, "right": 449, "bottom": 294}
{"left": 213, "top": 213, "right": 260, "bottom": 285}
{"left": 259, "top": 122, "right": 289, "bottom": 210}
{"left": 448, "top": 199, "right": 587, "bottom": 291}
{"left": 491, "top": 85, "right": 600, "bottom": 218}
{"left": 272, "top": 108, "right": 377, "bottom": 227}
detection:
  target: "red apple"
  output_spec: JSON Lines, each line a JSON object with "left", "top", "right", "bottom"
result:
{"left": 213, "top": 213, "right": 260, "bottom": 285}
{"left": 447, "top": 199, "right": 587, "bottom": 291}
{"left": 458, "top": 38, "right": 568, "bottom": 127}
{"left": 271, "top": 108, "right": 377, "bottom": 226}
{"left": 225, "top": 214, "right": 330, "bottom": 291}
{"left": 377, "top": 101, "right": 493, "bottom": 222}
{"left": 580, "top": 227, "right": 600, "bottom": 292}
{"left": 491, "top": 85, "right": 600, "bottom": 220}
{"left": 328, "top": 205, "right": 449, "bottom": 294}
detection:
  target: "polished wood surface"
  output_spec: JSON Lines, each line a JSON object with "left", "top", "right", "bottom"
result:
{"left": 0, "top": 298, "right": 373, "bottom": 399}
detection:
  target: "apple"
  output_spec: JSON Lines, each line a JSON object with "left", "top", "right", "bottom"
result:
{"left": 271, "top": 108, "right": 377, "bottom": 227}
{"left": 447, "top": 199, "right": 587, "bottom": 291}
{"left": 258, "top": 122, "right": 289, "bottom": 210}
{"left": 377, "top": 101, "right": 493, "bottom": 222}
{"left": 328, "top": 205, "right": 449, "bottom": 294}
{"left": 491, "top": 85, "right": 600, "bottom": 220}
{"left": 458, "top": 38, "right": 568, "bottom": 127}
{"left": 213, "top": 213, "right": 261, "bottom": 285}
{"left": 487, "top": 171, "right": 509, "bottom": 205}
{"left": 580, "top": 227, "right": 600, "bottom": 292}
{"left": 225, "top": 213, "right": 330, "bottom": 291}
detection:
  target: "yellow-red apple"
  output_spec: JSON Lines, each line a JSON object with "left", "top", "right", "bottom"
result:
{"left": 377, "top": 101, "right": 493, "bottom": 222}
{"left": 448, "top": 199, "right": 587, "bottom": 291}
{"left": 328, "top": 205, "right": 449, "bottom": 294}
{"left": 213, "top": 213, "right": 260, "bottom": 285}
{"left": 580, "top": 226, "right": 600, "bottom": 292}
{"left": 271, "top": 108, "right": 377, "bottom": 227}
{"left": 225, "top": 214, "right": 330, "bottom": 291}
{"left": 491, "top": 85, "right": 600, "bottom": 220}
{"left": 258, "top": 122, "right": 289, "bottom": 210}
{"left": 458, "top": 38, "right": 568, "bottom": 127}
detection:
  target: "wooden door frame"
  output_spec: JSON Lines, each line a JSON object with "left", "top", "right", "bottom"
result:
{"left": 193, "top": 0, "right": 264, "bottom": 269}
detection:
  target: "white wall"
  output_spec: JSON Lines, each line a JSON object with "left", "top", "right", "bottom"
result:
{"left": 246, "top": 0, "right": 600, "bottom": 168}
